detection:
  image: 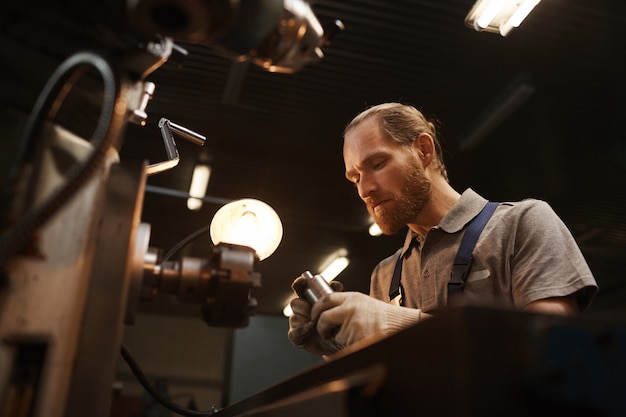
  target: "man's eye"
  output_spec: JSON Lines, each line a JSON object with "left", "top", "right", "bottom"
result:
{"left": 373, "top": 160, "right": 386, "bottom": 170}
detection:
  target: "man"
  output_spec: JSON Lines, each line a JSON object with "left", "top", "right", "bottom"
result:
{"left": 288, "top": 102, "right": 598, "bottom": 356}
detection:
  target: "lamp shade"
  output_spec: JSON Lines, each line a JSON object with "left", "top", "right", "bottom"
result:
{"left": 210, "top": 199, "right": 283, "bottom": 261}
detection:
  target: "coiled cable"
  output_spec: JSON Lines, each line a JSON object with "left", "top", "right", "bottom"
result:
{"left": 0, "top": 51, "right": 127, "bottom": 268}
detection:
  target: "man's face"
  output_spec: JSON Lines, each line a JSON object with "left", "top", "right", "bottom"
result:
{"left": 343, "top": 117, "right": 431, "bottom": 235}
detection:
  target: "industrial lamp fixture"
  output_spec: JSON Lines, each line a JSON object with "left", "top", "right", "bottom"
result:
{"left": 210, "top": 198, "right": 283, "bottom": 261}
{"left": 465, "top": 0, "right": 542, "bottom": 36}
{"left": 133, "top": 198, "right": 283, "bottom": 328}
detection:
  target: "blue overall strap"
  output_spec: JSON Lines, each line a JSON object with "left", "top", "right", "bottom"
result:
{"left": 388, "top": 238, "right": 419, "bottom": 304}
{"left": 389, "top": 252, "right": 404, "bottom": 302}
{"left": 448, "top": 201, "right": 498, "bottom": 299}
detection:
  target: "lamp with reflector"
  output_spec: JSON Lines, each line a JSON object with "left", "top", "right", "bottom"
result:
{"left": 131, "top": 198, "right": 283, "bottom": 328}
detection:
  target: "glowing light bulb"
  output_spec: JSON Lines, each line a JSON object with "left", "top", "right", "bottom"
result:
{"left": 210, "top": 199, "right": 283, "bottom": 260}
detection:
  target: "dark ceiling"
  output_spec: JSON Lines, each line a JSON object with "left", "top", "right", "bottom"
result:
{"left": 2, "top": 0, "right": 626, "bottom": 319}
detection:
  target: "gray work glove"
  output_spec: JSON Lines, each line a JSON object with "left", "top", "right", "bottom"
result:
{"left": 287, "top": 276, "right": 345, "bottom": 356}
{"left": 312, "top": 292, "right": 423, "bottom": 348}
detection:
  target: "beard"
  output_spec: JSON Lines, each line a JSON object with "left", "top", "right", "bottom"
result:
{"left": 369, "top": 157, "right": 431, "bottom": 235}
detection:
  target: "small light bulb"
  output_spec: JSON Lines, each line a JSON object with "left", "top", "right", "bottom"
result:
{"left": 223, "top": 211, "right": 260, "bottom": 249}
{"left": 210, "top": 199, "right": 283, "bottom": 260}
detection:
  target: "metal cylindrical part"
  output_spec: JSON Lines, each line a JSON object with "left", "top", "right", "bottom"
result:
{"left": 159, "top": 260, "right": 182, "bottom": 294}
{"left": 301, "top": 271, "right": 333, "bottom": 304}
{"left": 178, "top": 257, "right": 211, "bottom": 302}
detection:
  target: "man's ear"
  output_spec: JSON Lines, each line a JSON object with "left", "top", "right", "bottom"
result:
{"left": 413, "top": 133, "right": 435, "bottom": 167}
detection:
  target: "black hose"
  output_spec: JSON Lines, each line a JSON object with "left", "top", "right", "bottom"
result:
{"left": 159, "top": 224, "right": 211, "bottom": 265}
{"left": 0, "top": 51, "right": 127, "bottom": 267}
{"left": 120, "top": 344, "right": 217, "bottom": 417}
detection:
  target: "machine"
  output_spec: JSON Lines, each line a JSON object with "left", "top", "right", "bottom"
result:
{"left": 0, "top": 1, "right": 341, "bottom": 416}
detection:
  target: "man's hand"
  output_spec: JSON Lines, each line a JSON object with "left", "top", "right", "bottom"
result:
{"left": 312, "top": 292, "right": 423, "bottom": 347}
{"left": 287, "top": 277, "right": 344, "bottom": 356}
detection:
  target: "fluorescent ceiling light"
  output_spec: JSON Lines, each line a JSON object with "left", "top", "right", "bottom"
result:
{"left": 187, "top": 164, "right": 211, "bottom": 210}
{"left": 283, "top": 250, "right": 350, "bottom": 317}
{"left": 320, "top": 255, "right": 349, "bottom": 281}
{"left": 476, "top": 0, "right": 506, "bottom": 28}
{"left": 509, "top": 0, "right": 541, "bottom": 27}
{"left": 465, "top": 0, "right": 542, "bottom": 36}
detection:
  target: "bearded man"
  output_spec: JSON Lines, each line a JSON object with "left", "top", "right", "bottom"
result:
{"left": 288, "top": 102, "right": 598, "bottom": 356}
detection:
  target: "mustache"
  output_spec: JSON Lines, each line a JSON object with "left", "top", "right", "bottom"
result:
{"left": 363, "top": 193, "right": 390, "bottom": 207}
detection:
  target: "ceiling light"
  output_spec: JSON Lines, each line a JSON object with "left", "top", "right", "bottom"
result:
{"left": 368, "top": 221, "right": 382, "bottom": 237}
{"left": 465, "top": 0, "right": 542, "bottom": 36}
{"left": 210, "top": 199, "right": 283, "bottom": 261}
{"left": 187, "top": 163, "right": 211, "bottom": 210}
{"left": 283, "top": 249, "right": 350, "bottom": 317}
{"left": 319, "top": 250, "right": 350, "bottom": 281}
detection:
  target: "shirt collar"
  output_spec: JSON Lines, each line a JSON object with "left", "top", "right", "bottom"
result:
{"left": 398, "top": 188, "right": 488, "bottom": 257}
{"left": 438, "top": 188, "right": 488, "bottom": 233}
{"left": 400, "top": 229, "right": 422, "bottom": 258}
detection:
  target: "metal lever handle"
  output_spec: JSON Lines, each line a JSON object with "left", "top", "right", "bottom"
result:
{"left": 146, "top": 118, "right": 206, "bottom": 175}
{"left": 166, "top": 120, "right": 206, "bottom": 146}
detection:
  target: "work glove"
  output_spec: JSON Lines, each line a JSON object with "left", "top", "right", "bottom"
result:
{"left": 312, "top": 292, "right": 423, "bottom": 348}
{"left": 287, "top": 276, "right": 345, "bottom": 356}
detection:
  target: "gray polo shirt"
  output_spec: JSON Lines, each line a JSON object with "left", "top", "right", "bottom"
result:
{"left": 369, "top": 189, "right": 598, "bottom": 313}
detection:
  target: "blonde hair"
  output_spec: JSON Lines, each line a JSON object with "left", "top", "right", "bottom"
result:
{"left": 344, "top": 102, "right": 448, "bottom": 181}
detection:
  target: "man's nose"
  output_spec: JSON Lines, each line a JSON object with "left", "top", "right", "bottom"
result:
{"left": 357, "top": 175, "right": 376, "bottom": 201}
